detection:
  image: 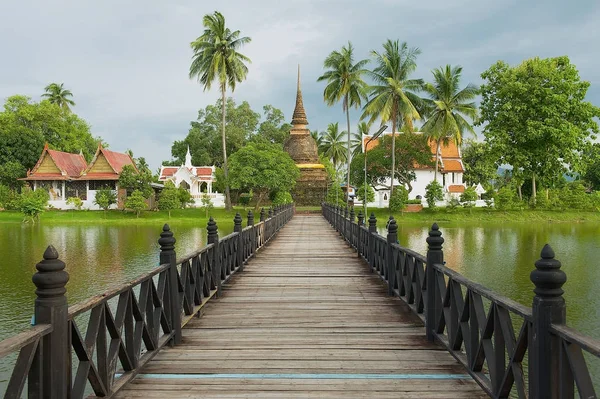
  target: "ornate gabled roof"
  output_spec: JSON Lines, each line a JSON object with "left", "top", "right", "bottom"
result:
{"left": 83, "top": 144, "right": 137, "bottom": 177}
{"left": 22, "top": 144, "right": 87, "bottom": 180}
{"left": 291, "top": 65, "right": 308, "bottom": 126}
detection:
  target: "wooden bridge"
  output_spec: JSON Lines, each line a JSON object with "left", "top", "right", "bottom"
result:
{"left": 1, "top": 203, "right": 599, "bottom": 398}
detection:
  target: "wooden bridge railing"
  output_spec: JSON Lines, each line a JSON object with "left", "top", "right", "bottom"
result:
{"left": 322, "top": 203, "right": 600, "bottom": 399}
{"left": 0, "top": 203, "right": 294, "bottom": 399}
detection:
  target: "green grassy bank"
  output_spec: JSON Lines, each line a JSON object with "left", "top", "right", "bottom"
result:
{"left": 0, "top": 206, "right": 598, "bottom": 226}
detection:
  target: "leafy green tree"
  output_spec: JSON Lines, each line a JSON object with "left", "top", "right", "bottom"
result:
{"left": 66, "top": 197, "right": 83, "bottom": 210}
{"left": 251, "top": 105, "right": 291, "bottom": 145}
{"left": 559, "top": 181, "right": 590, "bottom": 210}
{"left": 320, "top": 122, "right": 347, "bottom": 171}
{"left": 425, "top": 181, "right": 443, "bottom": 209}
{"left": 228, "top": 143, "right": 299, "bottom": 210}
{"left": 125, "top": 189, "right": 147, "bottom": 217}
{"left": 20, "top": 187, "right": 49, "bottom": 223}
{"left": 496, "top": 186, "right": 518, "bottom": 211}
{"left": 460, "top": 186, "right": 478, "bottom": 208}
{"left": 118, "top": 164, "right": 153, "bottom": 199}
{"left": 479, "top": 56, "right": 600, "bottom": 202}
{"left": 581, "top": 143, "right": 600, "bottom": 190}
{"left": 272, "top": 191, "right": 293, "bottom": 205}
{"left": 0, "top": 184, "right": 20, "bottom": 210}
{"left": 326, "top": 180, "right": 345, "bottom": 207}
{"left": 189, "top": 11, "right": 252, "bottom": 211}
{"left": 318, "top": 41, "right": 369, "bottom": 200}
{"left": 42, "top": 83, "right": 75, "bottom": 111}
{"left": 389, "top": 186, "right": 408, "bottom": 213}
{"left": 170, "top": 98, "right": 261, "bottom": 166}
{"left": 200, "top": 193, "right": 214, "bottom": 217}
{"left": 0, "top": 95, "right": 100, "bottom": 187}
{"left": 356, "top": 183, "right": 374, "bottom": 204}
{"left": 94, "top": 189, "right": 117, "bottom": 212}
{"left": 362, "top": 40, "right": 423, "bottom": 196}
{"left": 158, "top": 182, "right": 180, "bottom": 217}
{"left": 349, "top": 134, "right": 433, "bottom": 193}
{"left": 462, "top": 140, "right": 497, "bottom": 187}
{"left": 421, "top": 65, "right": 478, "bottom": 180}
{"left": 177, "top": 187, "right": 194, "bottom": 208}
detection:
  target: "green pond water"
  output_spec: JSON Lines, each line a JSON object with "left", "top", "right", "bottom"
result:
{"left": 1, "top": 218, "right": 599, "bottom": 393}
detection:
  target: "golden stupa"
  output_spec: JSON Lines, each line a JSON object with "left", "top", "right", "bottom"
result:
{"left": 283, "top": 66, "right": 328, "bottom": 205}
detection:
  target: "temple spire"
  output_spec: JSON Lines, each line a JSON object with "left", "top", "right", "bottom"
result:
{"left": 185, "top": 146, "right": 192, "bottom": 168}
{"left": 291, "top": 65, "right": 308, "bottom": 126}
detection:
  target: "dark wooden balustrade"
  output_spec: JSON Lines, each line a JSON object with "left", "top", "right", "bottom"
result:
{"left": 322, "top": 202, "right": 600, "bottom": 399}
{"left": 0, "top": 204, "right": 294, "bottom": 399}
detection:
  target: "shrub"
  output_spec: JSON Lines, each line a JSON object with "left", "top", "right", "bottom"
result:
{"left": 460, "top": 187, "right": 478, "bottom": 204}
{"left": 425, "top": 181, "right": 443, "bottom": 209}
{"left": 559, "top": 182, "right": 590, "bottom": 210}
{"left": 177, "top": 187, "right": 194, "bottom": 208}
{"left": 201, "top": 193, "right": 214, "bottom": 218}
{"left": 66, "top": 196, "right": 84, "bottom": 210}
{"left": 406, "top": 199, "right": 423, "bottom": 205}
{"left": 496, "top": 187, "right": 517, "bottom": 210}
{"left": 0, "top": 184, "right": 20, "bottom": 210}
{"left": 389, "top": 186, "right": 408, "bottom": 213}
{"left": 94, "top": 189, "right": 117, "bottom": 211}
{"left": 125, "top": 190, "right": 147, "bottom": 218}
{"left": 447, "top": 197, "right": 461, "bottom": 211}
{"left": 239, "top": 192, "right": 253, "bottom": 206}
{"left": 19, "top": 187, "right": 49, "bottom": 222}
{"left": 272, "top": 191, "right": 293, "bottom": 206}
{"left": 158, "top": 184, "right": 179, "bottom": 218}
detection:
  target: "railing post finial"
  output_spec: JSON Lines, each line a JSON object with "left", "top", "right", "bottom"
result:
{"left": 159, "top": 224, "right": 176, "bottom": 255}
{"left": 207, "top": 217, "right": 218, "bottom": 242}
{"left": 530, "top": 244, "right": 567, "bottom": 398}
{"left": 207, "top": 217, "right": 222, "bottom": 296}
{"left": 247, "top": 210, "right": 254, "bottom": 226}
{"left": 32, "top": 245, "right": 70, "bottom": 397}
{"left": 260, "top": 207, "right": 266, "bottom": 222}
{"left": 350, "top": 207, "right": 355, "bottom": 223}
{"left": 344, "top": 206, "right": 349, "bottom": 220}
{"left": 234, "top": 212, "right": 243, "bottom": 232}
{"left": 357, "top": 211, "right": 364, "bottom": 226}
{"left": 425, "top": 223, "right": 443, "bottom": 342}
{"left": 159, "top": 224, "right": 181, "bottom": 345}
{"left": 368, "top": 212, "right": 377, "bottom": 233}
{"left": 386, "top": 217, "right": 398, "bottom": 295}
{"left": 268, "top": 207, "right": 273, "bottom": 218}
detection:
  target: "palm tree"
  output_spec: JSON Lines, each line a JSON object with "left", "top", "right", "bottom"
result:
{"left": 361, "top": 40, "right": 423, "bottom": 197}
{"left": 421, "top": 65, "right": 478, "bottom": 181}
{"left": 42, "top": 83, "right": 75, "bottom": 111}
{"left": 310, "top": 129, "right": 324, "bottom": 151}
{"left": 350, "top": 121, "right": 371, "bottom": 157}
{"left": 318, "top": 42, "right": 369, "bottom": 201}
{"left": 189, "top": 11, "right": 251, "bottom": 210}
{"left": 321, "top": 122, "right": 347, "bottom": 172}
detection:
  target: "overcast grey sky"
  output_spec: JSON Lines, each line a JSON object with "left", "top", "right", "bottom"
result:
{"left": 1, "top": 0, "right": 599, "bottom": 170}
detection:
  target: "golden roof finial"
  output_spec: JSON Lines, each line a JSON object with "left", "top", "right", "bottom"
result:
{"left": 291, "top": 64, "right": 308, "bottom": 126}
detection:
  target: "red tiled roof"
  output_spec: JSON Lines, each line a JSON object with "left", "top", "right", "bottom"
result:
{"left": 21, "top": 173, "right": 68, "bottom": 181}
{"left": 47, "top": 149, "right": 87, "bottom": 177}
{"left": 102, "top": 148, "right": 136, "bottom": 174}
{"left": 195, "top": 167, "right": 212, "bottom": 176}
{"left": 161, "top": 167, "right": 178, "bottom": 177}
{"left": 442, "top": 160, "right": 464, "bottom": 172}
{"left": 159, "top": 166, "right": 214, "bottom": 180}
{"left": 448, "top": 185, "right": 465, "bottom": 193}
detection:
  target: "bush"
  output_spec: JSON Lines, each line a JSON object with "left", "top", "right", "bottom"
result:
{"left": 158, "top": 184, "right": 179, "bottom": 217}
{"left": 177, "top": 187, "right": 194, "bottom": 208}
{"left": 425, "top": 181, "right": 443, "bottom": 209}
{"left": 239, "top": 192, "right": 253, "bottom": 206}
{"left": 94, "top": 189, "right": 117, "bottom": 211}
{"left": 559, "top": 182, "right": 590, "bottom": 210}
{"left": 66, "top": 196, "right": 84, "bottom": 210}
{"left": 389, "top": 186, "right": 408, "bottom": 213}
{"left": 406, "top": 199, "right": 423, "bottom": 204}
{"left": 0, "top": 184, "right": 20, "bottom": 210}
{"left": 19, "top": 187, "right": 49, "bottom": 222}
{"left": 496, "top": 187, "right": 517, "bottom": 210}
{"left": 201, "top": 193, "right": 214, "bottom": 218}
{"left": 447, "top": 197, "right": 461, "bottom": 211}
{"left": 272, "top": 191, "right": 293, "bottom": 206}
{"left": 125, "top": 190, "right": 147, "bottom": 218}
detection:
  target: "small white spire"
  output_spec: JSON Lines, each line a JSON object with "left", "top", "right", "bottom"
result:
{"left": 185, "top": 146, "right": 192, "bottom": 168}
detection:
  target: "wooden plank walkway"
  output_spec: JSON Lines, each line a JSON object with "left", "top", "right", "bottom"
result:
{"left": 116, "top": 215, "right": 486, "bottom": 398}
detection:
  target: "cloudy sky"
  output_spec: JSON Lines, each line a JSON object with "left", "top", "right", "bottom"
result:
{"left": 1, "top": 0, "right": 599, "bottom": 170}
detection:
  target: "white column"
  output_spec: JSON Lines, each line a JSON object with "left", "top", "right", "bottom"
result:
{"left": 62, "top": 181, "right": 65, "bottom": 199}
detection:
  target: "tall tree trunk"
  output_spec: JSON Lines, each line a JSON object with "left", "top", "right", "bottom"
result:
{"left": 517, "top": 185, "right": 522, "bottom": 201}
{"left": 390, "top": 103, "right": 397, "bottom": 207}
{"left": 221, "top": 85, "right": 232, "bottom": 210}
{"left": 532, "top": 173, "right": 537, "bottom": 203}
{"left": 434, "top": 139, "right": 441, "bottom": 183}
{"left": 345, "top": 96, "right": 351, "bottom": 205}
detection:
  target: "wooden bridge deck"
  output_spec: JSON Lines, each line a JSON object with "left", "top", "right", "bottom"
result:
{"left": 116, "top": 215, "right": 486, "bottom": 398}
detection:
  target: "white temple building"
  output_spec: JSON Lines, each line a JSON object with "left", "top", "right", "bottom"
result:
{"left": 158, "top": 147, "right": 225, "bottom": 207}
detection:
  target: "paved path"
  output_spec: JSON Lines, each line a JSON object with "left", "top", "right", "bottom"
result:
{"left": 116, "top": 215, "right": 486, "bottom": 398}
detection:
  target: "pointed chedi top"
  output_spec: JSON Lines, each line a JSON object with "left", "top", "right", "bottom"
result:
{"left": 291, "top": 65, "right": 308, "bottom": 126}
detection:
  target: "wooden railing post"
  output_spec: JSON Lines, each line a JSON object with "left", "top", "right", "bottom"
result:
{"left": 159, "top": 224, "right": 181, "bottom": 345}
{"left": 368, "top": 213, "right": 377, "bottom": 272}
{"left": 529, "top": 244, "right": 567, "bottom": 399}
{"left": 32, "top": 245, "right": 70, "bottom": 398}
{"left": 247, "top": 210, "right": 255, "bottom": 256}
{"left": 357, "top": 211, "right": 364, "bottom": 258}
{"left": 234, "top": 213, "right": 243, "bottom": 271}
{"left": 349, "top": 207, "right": 355, "bottom": 247}
{"left": 386, "top": 217, "right": 397, "bottom": 295}
{"left": 426, "top": 223, "right": 443, "bottom": 342}
{"left": 260, "top": 207, "right": 266, "bottom": 222}
{"left": 207, "top": 217, "right": 222, "bottom": 296}
{"left": 344, "top": 206, "right": 349, "bottom": 239}
{"left": 268, "top": 207, "right": 273, "bottom": 219}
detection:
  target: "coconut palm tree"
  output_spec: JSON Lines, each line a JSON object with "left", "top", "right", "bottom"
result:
{"left": 361, "top": 40, "right": 423, "bottom": 196}
{"left": 318, "top": 42, "right": 369, "bottom": 201}
{"left": 421, "top": 65, "right": 478, "bottom": 181}
{"left": 310, "top": 129, "right": 324, "bottom": 151}
{"left": 42, "top": 83, "right": 75, "bottom": 111}
{"left": 350, "top": 121, "right": 371, "bottom": 157}
{"left": 321, "top": 122, "right": 347, "bottom": 172}
{"left": 189, "top": 11, "right": 251, "bottom": 210}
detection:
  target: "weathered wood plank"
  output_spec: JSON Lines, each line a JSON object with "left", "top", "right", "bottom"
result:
{"left": 115, "top": 215, "right": 484, "bottom": 398}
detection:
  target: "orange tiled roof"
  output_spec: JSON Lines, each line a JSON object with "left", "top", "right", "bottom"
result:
{"left": 21, "top": 145, "right": 87, "bottom": 180}
{"left": 102, "top": 148, "right": 136, "bottom": 174}
{"left": 448, "top": 185, "right": 465, "bottom": 193}
{"left": 442, "top": 160, "right": 464, "bottom": 173}
{"left": 159, "top": 166, "right": 214, "bottom": 180}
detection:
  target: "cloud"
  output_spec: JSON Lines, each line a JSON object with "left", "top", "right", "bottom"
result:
{"left": 0, "top": 0, "right": 598, "bottom": 169}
